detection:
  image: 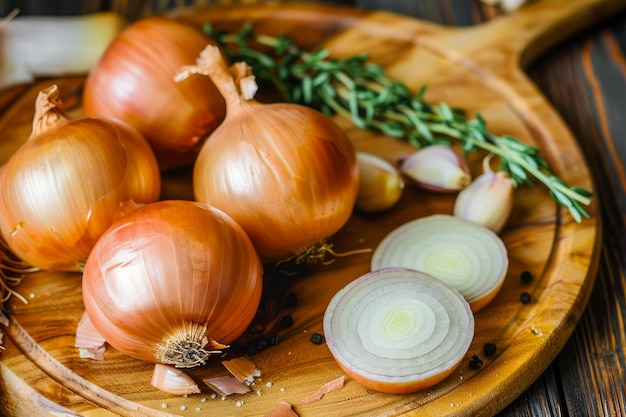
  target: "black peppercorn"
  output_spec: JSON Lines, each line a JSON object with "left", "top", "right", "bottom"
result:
{"left": 283, "top": 292, "right": 298, "bottom": 308}
{"left": 469, "top": 355, "right": 483, "bottom": 370}
{"left": 265, "top": 333, "right": 280, "bottom": 346}
{"left": 310, "top": 333, "right": 324, "bottom": 345}
{"left": 483, "top": 342, "right": 497, "bottom": 357}
{"left": 255, "top": 337, "right": 268, "bottom": 351}
{"left": 245, "top": 343, "right": 257, "bottom": 356}
{"left": 279, "top": 314, "right": 294, "bottom": 329}
{"left": 520, "top": 270, "right": 533, "bottom": 284}
{"left": 520, "top": 292, "right": 531, "bottom": 304}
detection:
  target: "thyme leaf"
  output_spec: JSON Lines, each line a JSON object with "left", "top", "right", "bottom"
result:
{"left": 207, "top": 23, "right": 591, "bottom": 222}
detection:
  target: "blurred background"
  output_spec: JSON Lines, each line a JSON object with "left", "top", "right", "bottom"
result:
{"left": 1, "top": 0, "right": 496, "bottom": 25}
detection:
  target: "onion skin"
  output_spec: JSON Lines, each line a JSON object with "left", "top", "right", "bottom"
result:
{"left": 83, "top": 17, "right": 226, "bottom": 170}
{"left": 179, "top": 46, "right": 359, "bottom": 264}
{"left": 0, "top": 85, "right": 160, "bottom": 271}
{"left": 82, "top": 200, "right": 263, "bottom": 367}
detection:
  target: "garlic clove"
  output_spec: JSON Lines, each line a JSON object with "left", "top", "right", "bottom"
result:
{"left": 355, "top": 151, "right": 404, "bottom": 212}
{"left": 453, "top": 157, "right": 514, "bottom": 233}
{"left": 399, "top": 145, "right": 471, "bottom": 192}
{"left": 151, "top": 364, "right": 201, "bottom": 396}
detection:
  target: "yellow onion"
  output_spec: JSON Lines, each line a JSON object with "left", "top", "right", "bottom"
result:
{"left": 82, "top": 200, "right": 263, "bottom": 367}
{"left": 0, "top": 85, "right": 160, "bottom": 271}
{"left": 176, "top": 45, "right": 359, "bottom": 264}
{"left": 83, "top": 17, "right": 226, "bottom": 170}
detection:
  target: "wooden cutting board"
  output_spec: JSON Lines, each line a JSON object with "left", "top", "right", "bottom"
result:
{"left": 0, "top": 0, "right": 620, "bottom": 415}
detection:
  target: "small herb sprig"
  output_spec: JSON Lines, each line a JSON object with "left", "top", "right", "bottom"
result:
{"left": 208, "top": 23, "right": 592, "bottom": 222}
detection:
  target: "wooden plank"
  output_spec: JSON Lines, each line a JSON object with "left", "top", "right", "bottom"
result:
{"left": 519, "top": 18, "right": 626, "bottom": 417}
{"left": 0, "top": 1, "right": 619, "bottom": 416}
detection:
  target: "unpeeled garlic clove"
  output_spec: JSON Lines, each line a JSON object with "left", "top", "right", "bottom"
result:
{"left": 151, "top": 364, "right": 201, "bottom": 396}
{"left": 399, "top": 145, "right": 471, "bottom": 192}
{"left": 355, "top": 151, "right": 404, "bottom": 212}
{"left": 453, "top": 157, "right": 514, "bottom": 233}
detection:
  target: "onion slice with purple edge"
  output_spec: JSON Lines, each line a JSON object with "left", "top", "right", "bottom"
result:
{"left": 323, "top": 267, "right": 474, "bottom": 394}
{"left": 371, "top": 214, "right": 509, "bottom": 312}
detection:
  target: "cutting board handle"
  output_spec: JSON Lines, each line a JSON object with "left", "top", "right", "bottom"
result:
{"left": 466, "top": 0, "right": 625, "bottom": 67}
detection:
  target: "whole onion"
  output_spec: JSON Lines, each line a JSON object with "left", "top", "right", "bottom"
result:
{"left": 83, "top": 17, "right": 226, "bottom": 170}
{"left": 176, "top": 45, "right": 359, "bottom": 264}
{"left": 82, "top": 200, "right": 263, "bottom": 367}
{"left": 0, "top": 85, "right": 160, "bottom": 271}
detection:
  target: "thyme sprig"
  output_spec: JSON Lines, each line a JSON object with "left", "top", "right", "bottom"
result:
{"left": 208, "top": 23, "right": 592, "bottom": 223}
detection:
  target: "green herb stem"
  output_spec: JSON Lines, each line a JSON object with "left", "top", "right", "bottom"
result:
{"left": 208, "top": 23, "right": 591, "bottom": 223}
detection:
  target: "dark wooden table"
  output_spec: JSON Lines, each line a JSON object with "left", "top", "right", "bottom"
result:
{"left": 2, "top": 1, "right": 625, "bottom": 416}
{"left": 390, "top": 1, "right": 626, "bottom": 416}
{"left": 502, "top": 8, "right": 626, "bottom": 417}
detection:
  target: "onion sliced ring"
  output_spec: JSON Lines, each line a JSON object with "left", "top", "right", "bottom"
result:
{"left": 371, "top": 214, "right": 509, "bottom": 312}
{"left": 323, "top": 267, "right": 474, "bottom": 394}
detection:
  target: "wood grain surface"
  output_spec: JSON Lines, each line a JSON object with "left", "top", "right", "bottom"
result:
{"left": 0, "top": 1, "right": 622, "bottom": 416}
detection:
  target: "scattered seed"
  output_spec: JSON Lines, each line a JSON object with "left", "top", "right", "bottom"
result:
{"left": 531, "top": 326, "right": 543, "bottom": 336}
{"left": 310, "top": 332, "right": 324, "bottom": 345}
{"left": 161, "top": 403, "right": 168, "bottom": 409}
{"left": 483, "top": 343, "right": 497, "bottom": 357}
{"left": 469, "top": 355, "right": 483, "bottom": 370}
{"left": 280, "top": 387, "right": 286, "bottom": 392}
{"left": 200, "top": 397, "right": 207, "bottom": 402}
{"left": 520, "top": 270, "right": 533, "bottom": 284}
{"left": 266, "top": 382, "right": 273, "bottom": 387}
{"left": 180, "top": 405, "right": 187, "bottom": 411}
{"left": 520, "top": 292, "right": 531, "bottom": 304}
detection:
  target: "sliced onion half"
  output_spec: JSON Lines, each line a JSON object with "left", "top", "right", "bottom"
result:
{"left": 371, "top": 214, "right": 509, "bottom": 312}
{"left": 323, "top": 267, "right": 474, "bottom": 394}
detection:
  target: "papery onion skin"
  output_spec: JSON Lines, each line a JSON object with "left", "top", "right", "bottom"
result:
{"left": 151, "top": 364, "right": 201, "bottom": 396}
{"left": 0, "top": 87, "right": 160, "bottom": 271}
{"left": 82, "top": 200, "right": 263, "bottom": 367}
{"left": 182, "top": 46, "right": 359, "bottom": 264}
{"left": 323, "top": 267, "right": 474, "bottom": 394}
{"left": 83, "top": 17, "right": 226, "bottom": 170}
